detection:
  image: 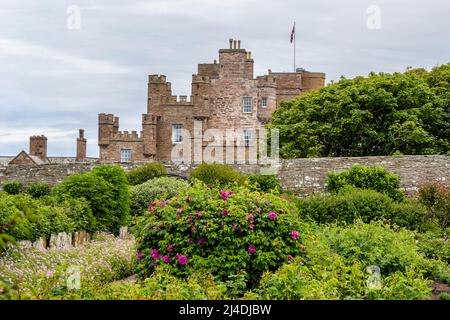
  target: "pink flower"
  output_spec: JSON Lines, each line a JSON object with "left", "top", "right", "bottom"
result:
{"left": 287, "top": 255, "right": 293, "bottom": 263}
{"left": 249, "top": 214, "right": 254, "bottom": 221}
{"left": 248, "top": 244, "right": 256, "bottom": 254}
{"left": 256, "top": 207, "right": 262, "bottom": 213}
{"left": 268, "top": 212, "right": 277, "bottom": 220}
{"left": 188, "top": 238, "right": 193, "bottom": 244}
{"left": 178, "top": 255, "right": 188, "bottom": 266}
{"left": 198, "top": 238, "right": 205, "bottom": 245}
{"left": 159, "top": 201, "right": 166, "bottom": 206}
{"left": 151, "top": 249, "right": 160, "bottom": 259}
{"left": 163, "top": 255, "right": 170, "bottom": 264}
{"left": 191, "top": 226, "right": 196, "bottom": 232}
{"left": 167, "top": 244, "right": 174, "bottom": 252}
{"left": 291, "top": 230, "right": 299, "bottom": 240}
{"left": 221, "top": 209, "right": 228, "bottom": 217}
{"left": 250, "top": 224, "right": 255, "bottom": 230}
{"left": 137, "top": 252, "right": 143, "bottom": 260}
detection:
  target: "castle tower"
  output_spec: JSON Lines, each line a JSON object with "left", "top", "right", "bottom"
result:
{"left": 29, "top": 135, "right": 48, "bottom": 161}
{"left": 147, "top": 75, "right": 172, "bottom": 112}
{"left": 76, "top": 129, "right": 87, "bottom": 162}
{"left": 98, "top": 113, "right": 119, "bottom": 146}
{"left": 218, "top": 38, "right": 253, "bottom": 79}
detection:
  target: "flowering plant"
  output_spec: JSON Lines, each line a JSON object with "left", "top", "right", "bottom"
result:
{"left": 134, "top": 181, "right": 306, "bottom": 287}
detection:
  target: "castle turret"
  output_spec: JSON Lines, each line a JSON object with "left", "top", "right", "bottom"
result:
{"left": 76, "top": 129, "right": 87, "bottom": 162}
{"left": 98, "top": 113, "right": 118, "bottom": 146}
{"left": 29, "top": 135, "right": 48, "bottom": 161}
{"left": 192, "top": 74, "right": 212, "bottom": 119}
{"left": 147, "top": 74, "right": 172, "bottom": 112}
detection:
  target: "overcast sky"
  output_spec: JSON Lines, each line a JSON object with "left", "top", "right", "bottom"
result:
{"left": 0, "top": 0, "right": 449, "bottom": 157}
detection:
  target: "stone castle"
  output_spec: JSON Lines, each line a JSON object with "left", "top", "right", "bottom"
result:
{"left": 98, "top": 39, "right": 325, "bottom": 163}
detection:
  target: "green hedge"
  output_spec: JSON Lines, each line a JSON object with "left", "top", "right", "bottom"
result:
{"left": 127, "top": 163, "right": 167, "bottom": 186}
{"left": 27, "top": 183, "right": 50, "bottom": 198}
{"left": 327, "top": 165, "right": 405, "bottom": 201}
{"left": 247, "top": 175, "right": 281, "bottom": 192}
{"left": 296, "top": 189, "right": 430, "bottom": 231}
{"left": 189, "top": 163, "right": 246, "bottom": 187}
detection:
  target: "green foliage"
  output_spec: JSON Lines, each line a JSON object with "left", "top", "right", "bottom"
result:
{"left": 130, "top": 177, "right": 189, "bottom": 216}
{"left": 248, "top": 175, "right": 281, "bottom": 192}
{"left": 126, "top": 163, "right": 167, "bottom": 186}
{"left": 134, "top": 182, "right": 306, "bottom": 289}
{"left": 3, "top": 181, "right": 22, "bottom": 195}
{"left": 418, "top": 182, "right": 450, "bottom": 237}
{"left": 328, "top": 165, "right": 405, "bottom": 201}
{"left": 257, "top": 221, "right": 438, "bottom": 300}
{"left": 27, "top": 183, "right": 50, "bottom": 198}
{"left": 53, "top": 165, "right": 130, "bottom": 234}
{"left": 271, "top": 64, "right": 450, "bottom": 158}
{"left": 297, "top": 189, "right": 429, "bottom": 231}
{"left": 189, "top": 163, "right": 247, "bottom": 187}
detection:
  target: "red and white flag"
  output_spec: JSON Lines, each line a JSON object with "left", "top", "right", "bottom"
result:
{"left": 290, "top": 22, "right": 295, "bottom": 43}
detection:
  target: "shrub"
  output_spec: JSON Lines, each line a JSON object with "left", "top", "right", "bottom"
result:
{"left": 53, "top": 165, "right": 131, "bottom": 234}
{"left": 327, "top": 165, "right": 405, "bottom": 201}
{"left": 418, "top": 182, "right": 450, "bottom": 238}
{"left": 248, "top": 175, "right": 281, "bottom": 192}
{"left": 130, "top": 177, "right": 189, "bottom": 216}
{"left": 126, "top": 163, "right": 166, "bottom": 186}
{"left": 27, "top": 183, "right": 50, "bottom": 198}
{"left": 3, "top": 181, "right": 22, "bottom": 195}
{"left": 189, "top": 163, "right": 247, "bottom": 187}
{"left": 257, "top": 221, "right": 438, "bottom": 300}
{"left": 296, "top": 189, "right": 429, "bottom": 231}
{"left": 134, "top": 182, "right": 306, "bottom": 289}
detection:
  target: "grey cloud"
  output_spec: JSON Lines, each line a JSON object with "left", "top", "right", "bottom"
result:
{"left": 0, "top": 0, "right": 449, "bottom": 157}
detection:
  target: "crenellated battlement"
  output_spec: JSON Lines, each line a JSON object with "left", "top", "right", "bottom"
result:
{"left": 110, "top": 130, "right": 142, "bottom": 141}
{"left": 98, "top": 113, "right": 116, "bottom": 124}
{"left": 148, "top": 74, "right": 167, "bottom": 83}
{"left": 142, "top": 114, "right": 158, "bottom": 124}
{"left": 163, "top": 95, "right": 194, "bottom": 105}
{"left": 29, "top": 135, "right": 47, "bottom": 141}
{"left": 257, "top": 75, "right": 277, "bottom": 88}
{"left": 192, "top": 74, "right": 211, "bottom": 83}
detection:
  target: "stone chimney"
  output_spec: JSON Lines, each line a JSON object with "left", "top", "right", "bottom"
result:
{"left": 76, "top": 129, "right": 87, "bottom": 162}
{"left": 29, "top": 135, "right": 48, "bottom": 160}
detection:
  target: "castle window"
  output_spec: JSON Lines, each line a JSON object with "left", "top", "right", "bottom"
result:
{"left": 172, "top": 124, "right": 183, "bottom": 143}
{"left": 261, "top": 98, "right": 268, "bottom": 108}
{"left": 244, "top": 130, "right": 252, "bottom": 147}
{"left": 243, "top": 97, "right": 253, "bottom": 113}
{"left": 120, "top": 149, "right": 132, "bottom": 163}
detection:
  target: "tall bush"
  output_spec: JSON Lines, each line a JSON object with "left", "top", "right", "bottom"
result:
{"left": 3, "top": 181, "right": 22, "bottom": 195}
{"left": 418, "top": 182, "right": 450, "bottom": 238}
{"left": 27, "top": 183, "right": 50, "bottom": 198}
{"left": 127, "top": 163, "right": 166, "bottom": 186}
{"left": 53, "top": 165, "right": 130, "bottom": 234}
{"left": 189, "top": 163, "right": 246, "bottom": 187}
{"left": 327, "top": 165, "right": 405, "bottom": 201}
{"left": 130, "top": 177, "right": 189, "bottom": 216}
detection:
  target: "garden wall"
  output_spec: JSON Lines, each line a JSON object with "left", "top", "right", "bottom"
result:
{"left": 0, "top": 155, "right": 448, "bottom": 195}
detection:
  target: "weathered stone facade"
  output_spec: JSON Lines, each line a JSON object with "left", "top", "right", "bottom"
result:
{"left": 98, "top": 39, "right": 325, "bottom": 163}
{"left": 1, "top": 156, "right": 448, "bottom": 196}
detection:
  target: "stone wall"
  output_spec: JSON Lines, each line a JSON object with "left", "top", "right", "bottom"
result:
{"left": 1, "top": 155, "right": 448, "bottom": 196}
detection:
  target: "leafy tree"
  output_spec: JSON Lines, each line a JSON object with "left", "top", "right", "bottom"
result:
{"left": 270, "top": 63, "right": 450, "bottom": 158}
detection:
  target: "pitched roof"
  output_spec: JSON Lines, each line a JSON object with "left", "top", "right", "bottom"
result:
{"left": 8, "top": 151, "right": 49, "bottom": 165}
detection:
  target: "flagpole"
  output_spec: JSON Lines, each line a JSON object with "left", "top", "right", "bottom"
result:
{"left": 293, "top": 21, "right": 296, "bottom": 72}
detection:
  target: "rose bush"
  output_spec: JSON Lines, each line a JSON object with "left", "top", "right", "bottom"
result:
{"left": 134, "top": 181, "right": 307, "bottom": 288}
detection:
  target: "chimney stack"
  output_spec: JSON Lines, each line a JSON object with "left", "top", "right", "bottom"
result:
{"left": 29, "top": 135, "right": 48, "bottom": 161}
{"left": 229, "top": 38, "right": 233, "bottom": 49}
{"left": 237, "top": 40, "right": 241, "bottom": 49}
{"left": 76, "top": 129, "right": 87, "bottom": 162}
{"left": 233, "top": 39, "right": 237, "bottom": 49}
